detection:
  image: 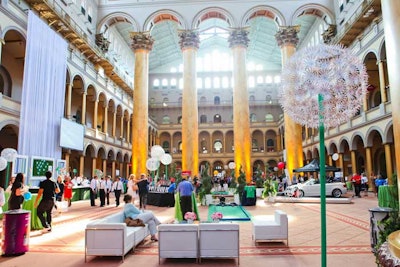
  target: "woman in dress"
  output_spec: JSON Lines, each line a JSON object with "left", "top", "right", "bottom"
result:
{"left": 63, "top": 176, "right": 73, "bottom": 207}
{"left": 8, "top": 173, "right": 25, "bottom": 210}
{"left": 126, "top": 174, "right": 138, "bottom": 204}
{"left": 56, "top": 176, "right": 65, "bottom": 202}
{"left": 123, "top": 194, "right": 160, "bottom": 241}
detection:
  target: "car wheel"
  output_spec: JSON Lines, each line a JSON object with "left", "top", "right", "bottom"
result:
{"left": 299, "top": 190, "right": 305, "bottom": 197}
{"left": 332, "top": 189, "right": 342, "bottom": 198}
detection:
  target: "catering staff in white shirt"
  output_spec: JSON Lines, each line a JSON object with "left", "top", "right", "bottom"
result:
{"left": 90, "top": 176, "right": 99, "bottom": 207}
{"left": 112, "top": 177, "right": 124, "bottom": 207}
{"left": 105, "top": 175, "right": 113, "bottom": 205}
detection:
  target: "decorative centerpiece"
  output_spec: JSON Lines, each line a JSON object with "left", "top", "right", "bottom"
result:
{"left": 211, "top": 211, "right": 223, "bottom": 222}
{"left": 184, "top": 212, "right": 197, "bottom": 224}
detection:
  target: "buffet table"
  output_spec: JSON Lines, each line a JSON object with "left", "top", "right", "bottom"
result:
{"left": 378, "top": 185, "right": 399, "bottom": 209}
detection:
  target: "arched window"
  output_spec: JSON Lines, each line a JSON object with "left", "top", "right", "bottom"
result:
{"left": 214, "top": 114, "right": 222, "bottom": 123}
{"left": 214, "top": 140, "right": 223, "bottom": 153}
{"left": 266, "top": 95, "right": 272, "bottom": 104}
{"left": 200, "top": 115, "right": 207, "bottom": 123}
{"left": 257, "top": 75, "right": 263, "bottom": 84}
{"left": 205, "top": 77, "right": 211, "bottom": 88}
{"left": 200, "top": 96, "right": 207, "bottom": 103}
{"left": 266, "top": 139, "right": 275, "bottom": 152}
{"left": 250, "top": 113, "right": 257, "bottom": 122}
{"left": 248, "top": 76, "right": 255, "bottom": 87}
{"left": 274, "top": 75, "right": 281, "bottom": 83}
{"left": 214, "top": 96, "right": 220, "bottom": 105}
{"left": 265, "top": 114, "right": 274, "bottom": 122}
{"left": 170, "top": 78, "right": 177, "bottom": 88}
{"left": 162, "top": 78, "right": 168, "bottom": 89}
{"left": 214, "top": 77, "right": 220, "bottom": 88}
{"left": 249, "top": 95, "right": 255, "bottom": 102}
{"left": 265, "top": 76, "right": 273, "bottom": 83}
{"left": 153, "top": 79, "right": 160, "bottom": 88}
{"left": 162, "top": 115, "right": 170, "bottom": 124}
{"left": 162, "top": 141, "right": 170, "bottom": 152}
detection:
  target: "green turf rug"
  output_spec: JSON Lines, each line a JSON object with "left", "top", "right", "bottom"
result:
{"left": 207, "top": 204, "right": 251, "bottom": 221}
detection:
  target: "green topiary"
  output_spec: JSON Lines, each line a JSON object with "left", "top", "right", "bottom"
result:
{"left": 199, "top": 163, "right": 213, "bottom": 202}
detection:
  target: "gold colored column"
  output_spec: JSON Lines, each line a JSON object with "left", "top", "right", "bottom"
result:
{"left": 112, "top": 161, "right": 116, "bottom": 179}
{"left": 179, "top": 30, "right": 200, "bottom": 176}
{"left": 79, "top": 155, "right": 84, "bottom": 177}
{"left": 81, "top": 91, "right": 87, "bottom": 125}
{"left": 382, "top": 0, "right": 400, "bottom": 201}
{"left": 229, "top": 29, "right": 252, "bottom": 182}
{"left": 112, "top": 111, "right": 117, "bottom": 137}
{"left": 64, "top": 152, "right": 70, "bottom": 173}
{"left": 66, "top": 83, "right": 72, "bottom": 119}
{"left": 275, "top": 26, "right": 303, "bottom": 179}
{"left": 92, "top": 158, "right": 96, "bottom": 177}
{"left": 104, "top": 105, "right": 108, "bottom": 134}
{"left": 102, "top": 159, "right": 107, "bottom": 175}
{"left": 131, "top": 32, "right": 154, "bottom": 177}
{"left": 384, "top": 144, "right": 393, "bottom": 184}
{"left": 377, "top": 60, "right": 388, "bottom": 103}
{"left": 127, "top": 117, "right": 131, "bottom": 143}
{"left": 120, "top": 114, "right": 124, "bottom": 139}
{"left": 350, "top": 150, "right": 356, "bottom": 174}
{"left": 338, "top": 153, "right": 344, "bottom": 175}
{"left": 93, "top": 100, "right": 98, "bottom": 130}
{"left": 365, "top": 147, "right": 373, "bottom": 188}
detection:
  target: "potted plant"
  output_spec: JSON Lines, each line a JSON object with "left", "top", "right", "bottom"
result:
{"left": 262, "top": 175, "right": 277, "bottom": 202}
{"left": 199, "top": 163, "right": 213, "bottom": 205}
{"left": 254, "top": 165, "right": 264, "bottom": 198}
{"left": 236, "top": 167, "right": 246, "bottom": 202}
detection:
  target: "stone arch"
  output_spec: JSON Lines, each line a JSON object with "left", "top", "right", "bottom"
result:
{"left": 96, "top": 12, "right": 139, "bottom": 34}
{"left": 290, "top": 3, "right": 334, "bottom": 26}
{"left": 365, "top": 126, "right": 384, "bottom": 147}
{"left": 144, "top": 9, "right": 188, "bottom": 31}
{"left": 350, "top": 131, "right": 366, "bottom": 150}
{"left": 192, "top": 7, "right": 236, "bottom": 29}
{"left": 84, "top": 143, "right": 97, "bottom": 158}
{"left": 241, "top": 5, "right": 286, "bottom": 27}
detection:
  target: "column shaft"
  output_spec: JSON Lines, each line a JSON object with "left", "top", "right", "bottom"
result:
{"left": 365, "top": 147, "right": 373, "bottom": 189}
{"left": 66, "top": 83, "right": 72, "bottom": 119}
{"left": 79, "top": 155, "right": 84, "bottom": 177}
{"left": 382, "top": 0, "right": 400, "bottom": 198}
{"left": 104, "top": 106, "right": 108, "bottom": 134}
{"left": 92, "top": 158, "right": 96, "bottom": 177}
{"left": 377, "top": 60, "right": 388, "bottom": 103}
{"left": 81, "top": 92, "right": 87, "bottom": 125}
{"left": 102, "top": 159, "right": 107, "bottom": 175}
{"left": 112, "top": 111, "right": 116, "bottom": 137}
{"left": 93, "top": 100, "right": 98, "bottom": 130}
{"left": 351, "top": 150, "right": 357, "bottom": 174}
{"left": 384, "top": 144, "right": 393, "bottom": 184}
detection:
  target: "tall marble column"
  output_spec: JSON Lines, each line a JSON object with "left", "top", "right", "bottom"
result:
{"left": 384, "top": 143, "right": 393, "bottom": 184}
{"left": 64, "top": 152, "right": 70, "bottom": 173}
{"left": 81, "top": 91, "right": 87, "bottom": 125}
{"left": 104, "top": 105, "right": 108, "bottom": 134}
{"left": 275, "top": 26, "right": 304, "bottom": 179}
{"left": 365, "top": 147, "right": 373, "bottom": 188}
{"left": 66, "top": 83, "right": 72, "bottom": 119}
{"left": 112, "top": 111, "right": 117, "bottom": 137}
{"left": 92, "top": 158, "right": 96, "bottom": 177}
{"left": 127, "top": 116, "right": 131, "bottom": 143}
{"left": 93, "top": 100, "right": 98, "bottom": 130}
{"left": 382, "top": 1, "right": 400, "bottom": 198}
{"left": 131, "top": 32, "right": 154, "bottom": 177}
{"left": 120, "top": 114, "right": 124, "bottom": 139}
{"left": 179, "top": 30, "right": 200, "bottom": 176}
{"left": 377, "top": 60, "right": 388, "bottom": 103}
{"left": 350, "top": 150, "right": 356, "bottom": 174}
{"left": 229, "top": 29, "right": 252, "bottom": 182}
{"left": 112, "top": 161, "right": 116, "bottom": 179}
{"left": 79, "top": 155, "right": 84, "bottom": 177}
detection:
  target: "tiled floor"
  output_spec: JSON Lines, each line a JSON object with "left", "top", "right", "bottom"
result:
{"left": 0, "top": 192, "right": 378, "bottom": 267}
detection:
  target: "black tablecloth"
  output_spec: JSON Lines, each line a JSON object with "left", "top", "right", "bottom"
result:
{"left": 147, "top": 192, "right": 175, "bottom": 207}
{"left": 241, "top": 187, "right": 256, "bottom": 206}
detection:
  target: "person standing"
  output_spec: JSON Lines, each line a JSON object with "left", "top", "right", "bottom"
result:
{"left": 55, "top": 176, "right": 64, "bottom": 202}
{"left": 127, "top": 174, "right": 139, "bottom": 204}
{"left": 177, "top": 175, "right": 194, "bottom": 220}
{"left": 63, "top": 176, "right": 73, "bottom": 207}
{"left": 8, "top": 173, "right": 26, "bottom": 210}
{"left": 113, "top": 176, "right": 123, "bottom": 207}
{"left": 105, "top": 175, "right": 113, "bottom": 205}
{"left": 137, "top": 173, "right": 149, "bottom": 211}
{"left": 351, "top": 173, "right": 362, "bottom": 198}
{"left": 90, "top": 176, "right": 99, "bottom": 207}
{"left": 34, "top": 171, "right": 60, "bottom": 233}
{"left": 99, "top": 177, "right": 106, "bottom": 207}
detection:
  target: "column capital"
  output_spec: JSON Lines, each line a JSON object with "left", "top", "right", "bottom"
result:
{"left": 130, "top": 32, "right": 154, "bottom": 51}
{"left": 322, "top": 24, "right": 337, "bottom": 44}
{"left": 275, "top": 26, "right": 300, "bottom": 47}
{"left": 178, "top": 30, "right": 200, "bottom": 50}
{"left": 228, "top": 28, "right": 250, "bottom": 48}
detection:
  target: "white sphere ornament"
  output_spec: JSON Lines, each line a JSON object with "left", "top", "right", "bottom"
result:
{"left": 160, "top": 154, "right": 172, "bottom": 165}
{"left": 273, "top": 167, "right": 279, "bottom": 172}
{"left": 228, "top": 162, "right": 236, "bottom": 169}
{"left": 150, "top": 145, "right": 165, "bottom": 159}
{"left": 279, "top": 44, "right": 368, "bottom": 128}
{"left": 1, "top": 148, "right": 18, "bottom": 162}
{"left": 0, "top": 156, "right": 8, "bottom": 171}
{"left": 146, "top": 158, "right": 160, "bottom": 171}
{"left": 332, "top": 153, "right": 339, "bottom": 161}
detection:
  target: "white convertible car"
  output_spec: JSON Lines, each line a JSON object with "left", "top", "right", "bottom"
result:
{"left": 285, "top": 178, "right": 348, "bottom": 198}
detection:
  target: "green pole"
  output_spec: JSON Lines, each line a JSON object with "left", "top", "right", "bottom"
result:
{"left": 5, "top": 162, "right": 10, "bottom": 189}
{"left": 318, "top": 94, "right": 327, "bottom": 267}
{"left": 165, "top": 164, "right": 168, "bottom": 180}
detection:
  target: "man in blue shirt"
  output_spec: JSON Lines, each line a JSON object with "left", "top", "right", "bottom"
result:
{"left": 177, "top": 175, "right": 194, "bottom": 220}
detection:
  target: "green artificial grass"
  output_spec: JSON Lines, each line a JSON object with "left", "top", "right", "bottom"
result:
{"left": 207, "top": 204, "right": 252, "bottom": 221}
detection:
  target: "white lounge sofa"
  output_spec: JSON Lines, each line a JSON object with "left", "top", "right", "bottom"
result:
{"left": 252, "top": 209, "right": 288, "bottom": 245}
{"left": 158, "top": 224, "right": 199, "bottom": 264}
{"left": 199, "top": 223, "right": 240, "bottom": 265}
{"left": 85, "top": 212, "right": 150, "bottom": 262}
